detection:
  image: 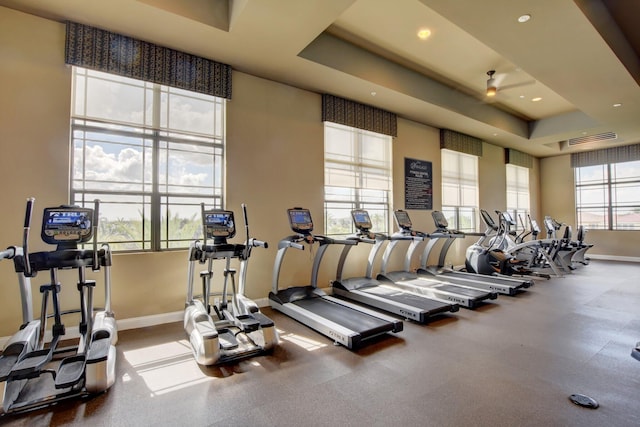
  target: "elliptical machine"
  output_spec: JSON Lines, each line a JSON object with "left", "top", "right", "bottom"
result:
{"left": 465, "top": 209, "right": 514, "bottom": 276}
{"left": 0, "top": 198, "right": 117, "bottom": 415}
{"left": 184, "top": 204, "right": 277, "bottom": 365}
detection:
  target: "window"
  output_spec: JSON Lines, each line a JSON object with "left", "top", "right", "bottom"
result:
{"left": 71, "top": 67, "right": 225, "bottom": 251}
{"left": 324, "top": 123, "right": 392, "bottom": 236}
{"left": 506, "top": 164, "right": 530, "bottom": 230}
{"left": 575, "top": 160, "right": 640, "bottom": 230}
{"left": 441, "top": 149, "right": 478, "bottom": 232}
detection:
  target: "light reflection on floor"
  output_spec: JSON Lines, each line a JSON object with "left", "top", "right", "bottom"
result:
{"left": 121, "top": 328, "right": 326, "bottom": 395}
{"left": 277, "top": 328, "right": 328, "bottom": 351}
{"left": 122, "top": 339, "right": 210, "bottom": 396}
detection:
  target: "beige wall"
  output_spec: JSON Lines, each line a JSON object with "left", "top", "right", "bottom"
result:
{"left": 540, "top": 154, "right": 640, "bottom": 258}
{"left": 12, "top": 6, "right": 637, "bottom": 340}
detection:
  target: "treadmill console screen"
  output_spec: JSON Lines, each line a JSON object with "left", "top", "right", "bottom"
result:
{"left": 394, "top": 210, "right": 412, "bottom": 230}
{"left": 203, "top": 210, "right": 236, "bottom": 238}
{"left": 432, "top": 211, "right": 449, "bottom": 229}
{"left": 42, "top": 206, "right": 93, "bottom": 244}
{"left": 351, "top": 209, "right": 372, "bottom": 231}
{"left": 288, "top": 208, "right": 313, "bottom": 234}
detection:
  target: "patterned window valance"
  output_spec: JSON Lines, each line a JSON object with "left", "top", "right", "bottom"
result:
{"left": 440, "top": 129, "right": 483, "bottom": 157}
{"left": 322, "top": 94, "right": 397, "bottom": 137}
{"left": 505, "top": 148, "right": 534, "bottom": 168}
{"left": 65, "top": 21, "right": 232, "bottom": 99}
{"left": 570, "top": 143, "right": 640, "bottom": 167}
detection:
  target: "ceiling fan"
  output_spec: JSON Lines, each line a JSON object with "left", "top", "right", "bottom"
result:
{"left": 485, "top": 69, "right": 535, "bottom": 97}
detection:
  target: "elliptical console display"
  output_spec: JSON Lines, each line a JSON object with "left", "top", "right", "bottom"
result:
{"left": 204, "top": 210, "right": 236, "bottom": 239}
{"left": 41, "top": 206, "right": 93, "bottom": 244}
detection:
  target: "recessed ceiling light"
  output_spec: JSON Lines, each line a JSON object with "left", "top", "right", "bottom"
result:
{"left": 613, "top": 103, "right": 622, "bottom": 107}
{"left": 492, "top": 133, "right": 498, "bottom": 136}
{"left": 417, "top": 28, "right": 431, "bottom": 40}
{"left": 532, "top": 97, "right": 542, "bottom": 102}
{"left": 519, "top": 95, "right": 525, "bottom": 99}
{"left": 371, "top": 91, "right": 377, "bottom": 96}
{"left": 518, "top": 14, "right": 531, "bottom": 23}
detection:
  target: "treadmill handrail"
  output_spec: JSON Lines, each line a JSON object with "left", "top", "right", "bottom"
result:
{"left": 335, "top": 232, "right": 388, "bottom": 282}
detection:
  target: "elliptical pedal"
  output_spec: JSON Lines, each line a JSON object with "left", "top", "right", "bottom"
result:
{"left": 8, "top": 349, "right": 53, "bottom": 381}
{"left": 55, "top": 355, "right": 86, "bottom": 389}
{"left": 251, "top": 312, "right": 275, "bottom": 328}
{"left": 217, "top": 329, "right": 239, "bottom": 350}
{"left": 0, "top": 342, "right": 30, "bottom": 381}
{"left": 231, "top": 313, "right": 261, "bottom": 333}
{"left": 87, "top": 334, "right": 113, "bottom": 363}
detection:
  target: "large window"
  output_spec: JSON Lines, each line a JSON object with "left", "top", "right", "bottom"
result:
{"left": 71, "top": 67, "right": 225, "bottom": 251}
{"left": 324, "top": 123, "right": 392, "bottom": 236}
{"left": 575, "top": 160, "right": 640, "bottom": 230}
{"left": 506, "top": 164, "right": 530, "bottom": 230}
{"left": 441, "top": 149, "right": 478, "bottom": 232}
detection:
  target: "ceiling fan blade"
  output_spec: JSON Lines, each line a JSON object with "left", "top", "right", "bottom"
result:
{"left": 499, "top": 80, "right": 536, "bottom": 91}
{"left": 493, "top": 73, "right": 508, "bottom": 86}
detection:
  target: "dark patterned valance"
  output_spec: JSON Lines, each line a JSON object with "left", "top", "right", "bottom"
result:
{"left": 505, "top": 148, "right": 534, "bottom": 168}
{"left": 65, "top": 21, "right": 232, "bottom": 99}
{"left": 440, "top": 129, "right": 483, "bottom": 157}
{"left": 570, "top": 143, "right": 640, "bottom": 167}
{"left": 322, "top": 94, "right": 397, "bottom": 137}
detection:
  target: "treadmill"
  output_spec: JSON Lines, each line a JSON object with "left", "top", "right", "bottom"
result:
{"left": 331, "top": 209, "right": 459, "bottom": 323}
{"left": 269, "top": 208, "right": 402, "bottom": 349}
{"left": 416, "top": 210, "right": 533, "bottom": 296}
{"left": 376, "top": 210, "right": 497, "bottom": 309}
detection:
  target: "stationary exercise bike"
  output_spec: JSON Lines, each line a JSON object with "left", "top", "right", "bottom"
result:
{"left": 0, "top": 198, "right": 117, "bottom": 415}
{"left": 184, "top": 203, "right": 277, "bottom": 365}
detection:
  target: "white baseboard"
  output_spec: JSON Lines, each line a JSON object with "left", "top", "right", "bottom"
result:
{"left": 588, "top": 254, "right": 640, "bottom": 263}
{"left": 1, "top": 298, "right": 273, "bottom": 348}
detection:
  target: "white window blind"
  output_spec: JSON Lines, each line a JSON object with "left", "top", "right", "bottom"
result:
{"left": 324, "top": 122, "right": 392, "bottom": 236}
{"left": 441, "top": 149, "right": 478, "bottom": 232}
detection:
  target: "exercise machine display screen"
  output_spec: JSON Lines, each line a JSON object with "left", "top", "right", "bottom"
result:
{"left": 480, "top": 210, "right": 496, "bottom": 228}
{"left": 501, "top": 211, "right": 516, "bottom": 225}
{"left": 288, "top": 208, "right": 313, "bottom": 234}
{"left": 351, "top": 209, "right": 372, "bottom": 231}
{"left": 204, "top": 210, "right": 236, "bottom": 238}
{"left": 42, "top": 207, "right": 93, "bottom": 243}
{"left": 394, "top": 210, "right": 412, "bottom": 230}
{"left": 432, "top": 211, "right": 449, "bottom": 229}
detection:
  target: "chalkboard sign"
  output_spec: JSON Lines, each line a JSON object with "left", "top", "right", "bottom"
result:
{"left": 404, "top": 158, "right": 432, "bottom": 210}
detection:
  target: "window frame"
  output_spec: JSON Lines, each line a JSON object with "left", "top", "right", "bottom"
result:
{"left": 70, "top": 67, "right": 226, "bottom": 251}
{"left": 575, "top": 160, "right": 640, "bottom": 231}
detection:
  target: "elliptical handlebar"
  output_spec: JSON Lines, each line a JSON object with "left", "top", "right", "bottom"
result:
{"left": 0, "top": 247, "right": 17, "bottom": 260}
{"left": 250, "top": 239, "right": 268, "bottom": 249}
{"left": 22, "top": 197, "right": 35, "bottom": 277}
{"left": 242, "top": 203, "right": 250, "bottom": 259}
{"left": 92, "top": 199, "right": 100, "bottom": 271}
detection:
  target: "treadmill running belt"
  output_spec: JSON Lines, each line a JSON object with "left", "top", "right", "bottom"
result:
{"left": 361, "top": 286, "right": 451, "bottom": 311}
{"left": 435, "top": 284, "right": 488, "bottom": 297}
{"left": 292, "top": 298, "right": 392, "bottom": 338}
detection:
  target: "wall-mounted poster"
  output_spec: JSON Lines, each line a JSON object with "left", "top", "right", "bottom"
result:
{"left": 404, "top": 157, "right": 432, "bottom": 210}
